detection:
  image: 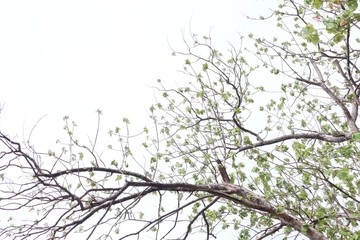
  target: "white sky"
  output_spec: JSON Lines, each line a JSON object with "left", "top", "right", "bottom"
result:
{"left": 0, "top": 1, "right": 285, "bottom": 239}
{"left": 0, "top": 0, "right": 275, "bottom": 140}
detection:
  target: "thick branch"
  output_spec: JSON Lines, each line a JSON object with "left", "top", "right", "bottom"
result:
{"left": 125, "top": 181, "right": 328, "bottom": 240}
{"left": 236, "top": 132, "right": 350, "bottom": 153}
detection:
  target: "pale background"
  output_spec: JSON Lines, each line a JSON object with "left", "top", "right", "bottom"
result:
{"left": 0, "top": 1, "right": 280, "bottom": 239}
{"left": 0, "top": 0, "right": 274, "bottom": 140}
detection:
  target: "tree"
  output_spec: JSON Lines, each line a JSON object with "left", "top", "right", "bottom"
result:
{"left": 1, "top": 1, "right": 360, "bottom": 239}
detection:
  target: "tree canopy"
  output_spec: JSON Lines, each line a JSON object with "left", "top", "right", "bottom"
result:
{"left": 1, "top": 0, "right": 360, "bottom": 239}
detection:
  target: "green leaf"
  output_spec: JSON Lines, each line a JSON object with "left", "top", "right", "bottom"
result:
{"left": 346, "top": 0, "right": 358, "bottom": 12}
{"left": 123, "top": 117, "right": 130, "bottom": 124}
{"left": 301, "top": 24, "right": 319, "bottom": 44}
{"left": 301, "top": 119, "right": 306, "bottom": 127}
{"left": 337, "top": 167, "right": 350, "bottom": 181}
{"left": 270, "top": 68, "right": 280, "bottom": 74}
{"left": 333, "top": 33, "right": 345, "bottom": 43}
{"left": 301, "top": 224, "right": 310, "bottom": 234}
{"left": 352, "top": 132, "right": 360, "bottom": 141}
{"left": 354, "top": 13, "right": 360, "bottom": 21}
{"left": 299, "top": 188, "right": 308, "bottom": 200}
{"left": 111, "top": 160, "right": 118, "bottom": 168}
{"left": 324, "top": 19, "right": 338, "bottom": 34}
{"left": 202, "top": 63, "right": 209, "bottom": 71}
{"left": 304, "top": 0, "right": 313, "bottom": 6}
{"left": 312, "top": 0, "right": 323, "bottom": 9}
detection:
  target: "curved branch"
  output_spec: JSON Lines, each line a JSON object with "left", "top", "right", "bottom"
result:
{"left": 39, "top": 167, "right": 153, "bottom": 183}
{"left": 125, "top": 181, "right": 328, "bottom": 240}
{"left": 237, "top": 132, "right": 350, "bottom": 153}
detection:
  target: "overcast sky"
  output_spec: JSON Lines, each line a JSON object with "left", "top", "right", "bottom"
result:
{"left": 0, "top": 2, "right": 281, "bottom": 239}
{"left": 0, "top": 0, "right": 275, "bottom": 142}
